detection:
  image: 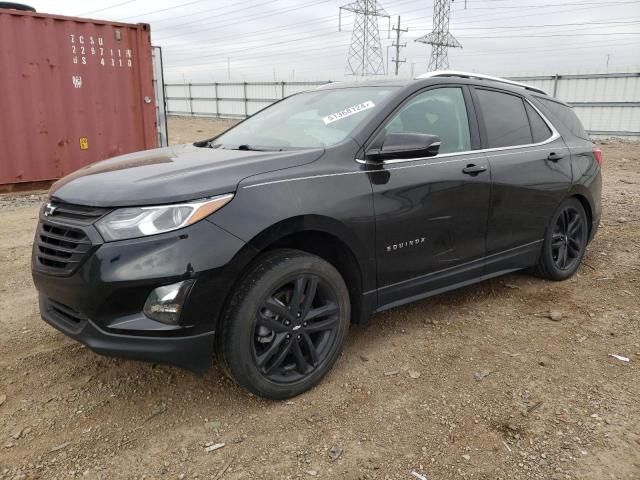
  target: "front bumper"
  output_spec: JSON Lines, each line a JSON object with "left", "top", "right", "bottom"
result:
{"left": 32, "top": 214, "right": 251, "bottom": 373}
{"left": 40, "top": 295, "right": 216, "bottom": 373}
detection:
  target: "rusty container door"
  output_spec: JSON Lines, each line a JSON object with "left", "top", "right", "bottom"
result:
{"left": 0, "top": 9, "right": 157, "bottom": 188}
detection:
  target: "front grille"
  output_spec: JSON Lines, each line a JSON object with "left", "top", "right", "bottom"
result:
{"left": 36, "top": 222, "right": 92, "bottom": 273}
{"left": 35, "top": 202, "right": 109, "bottom": 275}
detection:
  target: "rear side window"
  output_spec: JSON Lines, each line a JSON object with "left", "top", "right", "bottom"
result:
{"left": 534, "top": 97, "right": 590, "bottom": 140}
{"left": 525, "top": 103, "right": 553, "bottom": 143}
{"left": 475, "top": 89, "right": 532, "bottom": 148}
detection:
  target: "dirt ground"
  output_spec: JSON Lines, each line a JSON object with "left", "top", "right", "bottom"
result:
{"left": 166, "top": 116, "right": 239, "bottom": 144}
{"left": 0, "top": 117, "right": 638, "bottom": 480}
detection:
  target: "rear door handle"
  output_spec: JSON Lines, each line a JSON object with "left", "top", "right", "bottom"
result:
{"left": 462, "top": 164, "right": 487, "bottom": 176}
{"left": 547, "top": 152, "right": 565, "bottom": 162}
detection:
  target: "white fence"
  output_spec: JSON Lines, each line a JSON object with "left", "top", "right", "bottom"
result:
{"left": 165, "top": 72, "right": 640, "bottom": 139}
{"left": 165, "top": 81, "right": 322, "bottom": 118}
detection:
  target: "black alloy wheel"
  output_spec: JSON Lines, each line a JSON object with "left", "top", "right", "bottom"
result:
{"left": 252, "top": 274, "right": 340, "bottom": 383}
{"left": 551, "top": 205, "right": 586, "bottom": 271}
{"left": 536, "top": 198, "right": 588, "bottom": 281}
{"left": 217, "top": 249, "right": 350, "bottom": 399}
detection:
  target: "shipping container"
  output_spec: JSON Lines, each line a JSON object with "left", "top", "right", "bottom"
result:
{"left": 0, "top": 7, "right": 161, "bottom": 190}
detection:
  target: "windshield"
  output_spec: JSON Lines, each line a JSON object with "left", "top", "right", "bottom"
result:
{"left": 211, "top": 86, "right": 398, "bottom": 149}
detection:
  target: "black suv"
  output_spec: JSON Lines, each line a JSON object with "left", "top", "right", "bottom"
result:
{"left": 32, "top": 72, "right": 602, "bottom": 399}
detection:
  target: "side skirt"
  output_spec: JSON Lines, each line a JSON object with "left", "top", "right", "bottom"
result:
{"left": 375, "top": 267, "right": 523, "bottom": 313}
{"left": 373, "top": 239, "right": 542, "bottom": 314}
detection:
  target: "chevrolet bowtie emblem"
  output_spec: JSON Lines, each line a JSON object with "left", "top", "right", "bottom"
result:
{"left": 44, "top": 203, "right": 57, "bottom": 217}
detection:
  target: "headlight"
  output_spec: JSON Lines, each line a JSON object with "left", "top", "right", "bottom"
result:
{"left": 96, "top": 194, "right": 233, "bottom": 241}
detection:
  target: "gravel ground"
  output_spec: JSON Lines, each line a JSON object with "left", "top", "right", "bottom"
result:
{"left": 0, "top": 118, "right": 638, "bottom": 480}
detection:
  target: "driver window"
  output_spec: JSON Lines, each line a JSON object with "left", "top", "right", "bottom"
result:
{"left": 385, "top": 87, "right": 471, "bottom": 154}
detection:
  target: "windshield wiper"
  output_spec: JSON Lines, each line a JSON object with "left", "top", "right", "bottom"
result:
{"left": 233, "top": 144, "right": 289, "bottom": 152}
{"left": 207, "top": 143, "right": 289, "bottom": 151}
{"left": 235, "top": 144, "right": 263, "bottom": 151}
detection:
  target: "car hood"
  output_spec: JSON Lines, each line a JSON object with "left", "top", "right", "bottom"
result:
{"left": 50, "top": 144, "right": 324, "bottom": 207}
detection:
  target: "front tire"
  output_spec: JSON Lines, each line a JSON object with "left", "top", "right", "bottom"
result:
{"left": 535, "top": 197, "right": 588, "bottom": 281}
{"left": 217, "top": 249, "right": 350, "bottom": 399}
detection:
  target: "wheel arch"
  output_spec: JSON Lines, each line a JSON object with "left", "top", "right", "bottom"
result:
{"left": 566, "top": 185, "right": 595, "bottom": 238}
{"left": 218, "top": 215, "right": 376, "bottom": 329}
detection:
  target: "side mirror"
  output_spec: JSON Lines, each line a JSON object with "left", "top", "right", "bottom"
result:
{"left": 367, "top": 133, "right": 441, "bottom": 162}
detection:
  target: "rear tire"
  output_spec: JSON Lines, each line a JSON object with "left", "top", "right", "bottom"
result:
{"left": 535, "top": 197, "right": 588, "bottom": 281}
{"left": 217, "top": 249, "right": 350, "bottom": 399}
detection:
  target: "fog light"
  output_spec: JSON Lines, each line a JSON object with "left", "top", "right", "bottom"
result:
{"left": 143, "top": 280, "right": 194, "bottom": 325}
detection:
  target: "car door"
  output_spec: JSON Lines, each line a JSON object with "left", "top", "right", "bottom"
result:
{"left": 471, "top": 87, "right": 572, "bottom": 271}
{"left": 365, "top": 85, "right": 492, "bottom": 308}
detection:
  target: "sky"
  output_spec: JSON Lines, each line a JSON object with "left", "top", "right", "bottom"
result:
{"left": 26, "top": 0, "right": 640, "bottom": 82}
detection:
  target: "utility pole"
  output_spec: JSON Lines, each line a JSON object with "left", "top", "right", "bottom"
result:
{"left": 227, "top": 57, "right": 231, "bottom": 80}
{"left": 391, "top": 16, "right": 407, "bottom": 76}
{"left": 339, "top": 0, "right": 390, "bottom": 76}
{"left": 415, "top": 0, "right": 461, "bottom": 71}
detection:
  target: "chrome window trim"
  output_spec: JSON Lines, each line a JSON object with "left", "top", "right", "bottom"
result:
{"left": 243, "top": 96, "right": 563, "bottom": 189}
{"left": 357, "top": 97, "right": 560, "bottom": 166}
{"left": 244, "top": 140, "right": 559, "bottom": 189}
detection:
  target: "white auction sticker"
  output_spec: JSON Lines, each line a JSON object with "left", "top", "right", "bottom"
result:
{"left": 322, "top": 101, "right": 375, "bottom": 125}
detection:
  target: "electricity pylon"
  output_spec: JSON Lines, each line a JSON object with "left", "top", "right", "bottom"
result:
{"left": 339, "top": 0, "right": 390, "bottom": 76}
{"left": 415, "top": 0, "right": 461, "bottom": 71}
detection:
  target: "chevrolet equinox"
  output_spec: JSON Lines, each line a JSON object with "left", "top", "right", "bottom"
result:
{"left": 32, "top": 72, "right": 602, "bottom": 399}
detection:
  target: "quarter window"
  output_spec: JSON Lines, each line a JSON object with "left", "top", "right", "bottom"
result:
{"left": 384, "top": 87, "right": 471, "bottom": 154}
{"left": 525, "top": 103, "right": 552, "bottom": 143}
{"left": 475, "top": 89, "right": 532, "bottom": 148}
{"left": 535, "top": 97, "right": 590, "bottom": 140}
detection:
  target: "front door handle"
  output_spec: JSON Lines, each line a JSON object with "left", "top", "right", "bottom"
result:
{"left": 547, "top": 152, "right": 565, "bottom": 162}
{"left": 462, "top": 164, "right": 487, "bottom": 176}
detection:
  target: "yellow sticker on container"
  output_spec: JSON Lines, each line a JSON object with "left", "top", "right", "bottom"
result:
{"left": 79, "top": 137, "right": 89, "bottom": 150}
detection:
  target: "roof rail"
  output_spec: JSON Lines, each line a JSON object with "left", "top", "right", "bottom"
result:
{"left": 316, "top": 81, "right": 339, "bottom": 89}
{"left": 416, "top": 70, "right": 548, "bottom": 95}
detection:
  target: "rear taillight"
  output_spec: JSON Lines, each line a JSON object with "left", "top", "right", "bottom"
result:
{"left": 593, "top": 147, "right": 603, "bottom": 166}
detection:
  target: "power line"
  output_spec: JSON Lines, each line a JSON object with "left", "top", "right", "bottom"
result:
{"left": 163, "top": 35, "right": 636, "bottom": 71}
{"left": 162, "top": 18, "right": 638, "bottom": 66}
{"left": 163, "top": 33, "right": 636, "bottom": 72}
{"left": 155, "top": 0, "right": 639, "bottom": 54}
{"left": 140, "top": 0, "right": 270, "bottom": 24}
{"left": 160, "top": 0, "right": 639, "bottom": 54}
{"left": 164, "top": 38, "right": 637, "bottom": 80}
{"left": 155, "top": 0, "right": 335, "bottom": 41}
{"left": 153, "top": 0, "right": 415, "bottom": 32}
{"left": 452, "top": 0, "right": 639, "bottom": 8}
{"left": 447, "top": 38, "right": 639, "bottom": 57}
{"left": 161, "top": 17, "right": 638, "bottom": 57}
{"left": 458, "top": 32, "right": 640, "bottom": 38}
{"left": 401, "top": 0, "right": 640, "bottom": 29}
{"left": 117, "top": 0, "right": 212, "bottom": 21}
{"left": 434, "top": 19, "right": 640, "bottom": 30}
{"left": 166, "top": 31, "right": 342, "bottom": 65}
{"left": 154, "top": 0, "right": 639, "bottom": 73}
{"left": 151, "top": 0, "right": 278, "bottom": 32}
{"left": 78, "top": 0, "right": 137, "bottom": 17}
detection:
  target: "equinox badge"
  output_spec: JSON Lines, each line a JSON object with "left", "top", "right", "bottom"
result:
{"left": 386, "top": 237, "right": 426, "bottom": 252}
